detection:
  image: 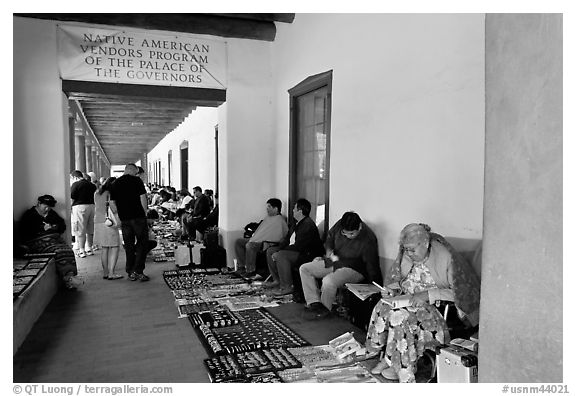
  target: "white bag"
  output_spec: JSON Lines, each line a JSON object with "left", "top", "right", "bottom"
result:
{"left": 105, "top": 206, "right": 119, "bottom": 228}
{"left": 191, "top": 243, "right": 203, "bottom": 265}
{"left": 174, "top": 245, "right": 191, "bottom": 266}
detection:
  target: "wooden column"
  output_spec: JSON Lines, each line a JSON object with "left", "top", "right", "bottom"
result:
{"left": 74, "top": 132, "right": 86, "bottom": 173}
{"left": 85, "top": 142, "right": 92, "bottom": 173}
{"left": 91, "top": 147, "right": 98, "bottom": 177}
{"left": 140, "top": 153, "right": 148, "bottom": 184}
{"left": 68, "top": 115, "right": 76, "bottom": 173}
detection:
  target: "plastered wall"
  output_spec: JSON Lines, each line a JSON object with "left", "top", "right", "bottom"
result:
{"left": 147, "top": 107, "right": 218, "bottom": 192}
{"left": 272, "top": 14, "right": 485, "bottom": 262}
{"left": 13, "top": 17, "right": 72, "bottom": 235}
{"left": 216, "top": 38, "right": 276, "bottom": 265}
{"left": 480, "top": 14, "right": 562, "bottom": 382}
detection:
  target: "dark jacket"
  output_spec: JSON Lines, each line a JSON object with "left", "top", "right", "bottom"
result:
{"left": 324, "top": 220, "right": 382, "bottom": 284}
{"left": 20, "top": 207, "right": 66, "bottom": 243}
{"left": 192, "top": 194, "right": 211, "bottom": 218}
{"left": 278, "top": 216, "right": 325, "bottom": 262}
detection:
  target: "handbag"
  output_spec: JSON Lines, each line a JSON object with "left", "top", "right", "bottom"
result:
{"left": 104, "top": 202, "right": 118, "bottom": 228}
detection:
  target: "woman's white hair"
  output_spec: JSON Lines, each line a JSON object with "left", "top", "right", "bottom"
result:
{"left": 399, "top": 223, "right": 431, "bottom": 245}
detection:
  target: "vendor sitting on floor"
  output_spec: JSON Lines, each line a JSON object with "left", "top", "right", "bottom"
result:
{"left": 263, "top": 198, "right": 324, "bottom": 297}
{"left": 18, "top": 195, "right": 83, "bottom": 289}
{"left": 146, "top": 209, "right": 160, "bottom": 254}
{"left": 234, "top": 198, "right": 288, "bottom": 280}
{"left": 364, "top": 223, "right": 481, "bottom": 383}
{"left": 300, "top": 211, "right": 381, "bottom": 319}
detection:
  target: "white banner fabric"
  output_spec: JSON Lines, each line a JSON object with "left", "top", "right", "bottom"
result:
{"left": 57, "top": 24, "right": 227, "bottom": 89}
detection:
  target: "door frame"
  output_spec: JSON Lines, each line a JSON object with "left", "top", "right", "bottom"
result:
{"left": 288, "top": 70, "right": 333, "bottom": 236}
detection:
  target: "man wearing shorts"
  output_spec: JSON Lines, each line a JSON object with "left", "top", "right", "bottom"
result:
{"left": 70, "top": 170, "right": 97, "bottom": 258}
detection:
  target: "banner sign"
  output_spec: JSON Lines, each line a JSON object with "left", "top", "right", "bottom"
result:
{"left": 57, "top": 24, "right": 227, "bottom": 89}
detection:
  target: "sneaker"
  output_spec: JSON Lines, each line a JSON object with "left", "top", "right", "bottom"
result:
{"left": 380, "top": 367, "right": 399, "bottom": 381}
{"left": 303, "top": 303, "right": 332, "bottom": 320}
{"left": 137, "top": 273, "right": 150, "bottom": 282}
{"left": 128, "top": 273, "right": 138, "bottom": 281}
{"left": 247, "top": 273, "right": 264, "bottom": 281}
{"left": 77, "top": 251, "right": 87, "bottom": 258}
{"left": 292, "top": 292, "right": 305, "bottom": 304}
{"left": 64, "top": 275, "right": 84, "bottom": 289}
{"left": 262, "top": 280, "right": 280, "bottom": 289}
{"left": 272, "top": 286, "right": 294, "bottom": 296}
{"left": 85, "top": 249, "right": 94, "bottom": 256}
{"left": 371, "top": 360, "right": 389, "bottom": 375}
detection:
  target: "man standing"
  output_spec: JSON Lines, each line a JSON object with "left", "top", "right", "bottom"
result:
{"left": 70, "top": 170, "right": 97, "bottom": 258}
{"left": 300, "top": 211, "right": 381, "bottom": 319}
{"left": 109, "top": 163, "right": 150, "bottom": 281}
{"left": 234, "top": 198, "right": 288, "bottom": 280}
{"left": 265, "top": 198, "right": 324, "bottom": 296}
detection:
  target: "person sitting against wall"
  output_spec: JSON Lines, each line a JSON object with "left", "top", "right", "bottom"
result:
{"left": 204, "top": 189, "right": 214, "bottom": 210}
{"left": 18, "top": 195, "right": 83, "bottom": 289}
{"left": 146, "top": 209, "right": 160, "bottom": 254}
{"left": 181, "top": 186, "right": 211, "bottom": 241}
{"left": 157, "top": 189, "right": 177, "bottom": 220}
{"left": 264, "top": 198, "right": 325, "bottom": 297}
{"left": 195, "top": 193, "right": 219, "bottom": 241}
{"left": 364, "top": 223, "right": 481, "bottom": 383}
{"left": 174, "top": 188, "right": 193, "bottom": 219}
{"left": 234, "top": 198, "right": 288, "bottom": 280}
{"left": 300, "top": 211, "right": 381, "bottom": 320}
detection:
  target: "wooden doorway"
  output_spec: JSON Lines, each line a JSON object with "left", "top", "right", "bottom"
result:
{"left": 289, "top": 71, "right": 332, "bottom": 237}
{"left": 180, "top": 141, "right": 189, "bottom": 190}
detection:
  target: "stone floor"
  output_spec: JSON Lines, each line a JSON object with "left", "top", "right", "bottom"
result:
{"left": 13, "top": 249, "right": 373, "bottom": 383}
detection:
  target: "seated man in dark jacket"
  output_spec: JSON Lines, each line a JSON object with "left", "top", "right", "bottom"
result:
{"left": 264, "top": 198, "right": 324, "bottom": 296}
{"left": 19, "top": 195, "right": 83, "bottom": 289}
{"left": 299, "top": 211, "right": 381, "bottom": 319}
{"left": 182, "top": 186, "right": 211, "bottom": 241}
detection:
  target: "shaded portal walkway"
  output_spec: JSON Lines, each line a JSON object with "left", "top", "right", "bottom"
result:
{"left": 13, "top": 249, "right": 366, "bottom": 383}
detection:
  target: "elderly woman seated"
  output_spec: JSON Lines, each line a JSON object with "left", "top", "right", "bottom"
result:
{"left": 18, "top": 195, "right": 83, "bottom": 289}
{"left": 365, "top": 223, "right": 480, "bottom": 383}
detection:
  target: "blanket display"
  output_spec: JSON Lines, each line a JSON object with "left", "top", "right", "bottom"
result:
{"left": 161, "top": 263, "right": 384, "bottom": 383}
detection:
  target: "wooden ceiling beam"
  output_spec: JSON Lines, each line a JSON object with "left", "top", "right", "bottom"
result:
{"left": 64, "top": 81, "right": 225, "bottom": 105}
{"left": 211, "top": 13, "right": 295, "bottom": 23}
{"left": 81, "top": 104, "right": 195, "bottom": 111}
{"left": 15, "top": 13, "right": 293, "bottom": 41}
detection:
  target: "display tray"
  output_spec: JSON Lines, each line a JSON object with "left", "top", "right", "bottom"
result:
{"left": 277, "top": 367, "right": 318, "bottom": 383}
{"left": 204, "top": 355, "right": 245, "bottom": 383}
{"left": 313, "top": 363, "right": 380, "bottom": 383}
{"left": 234, "top": 308, "right": 310, "bottom": 348}
{"left": 13, "top": 258, "right": 51, "bottom": 298}
{"left": 190, "top": 267, "right": 221, "bottom": 274}
{"left": 245, "top": 372, "right": 282, "bottom": 383}
{"left": 178, "top": 301, "right": 220, "bottom": 316}
{"left": 288, "top": 345, "right": 341, "bottom": 369}
{"left": 162, "top": 269, "right": 199, "bottom": 289}
{"left": 17, "top": 268, "right": 42, "bottom": 277}
{"left": 203, "top": 349, "right": 300, "bottom": 382}
{"left": 188, "top": 309, "right": 240, "bottom": 328}
{"left": 23, "top": 253, "right": 55, "bottom": 259}
{"left": 195, "top": 309, "right": 309, "bottom": 356}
